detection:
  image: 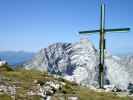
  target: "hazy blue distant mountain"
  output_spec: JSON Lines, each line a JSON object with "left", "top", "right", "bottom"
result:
{"left": 0, "top": 51, "right": 35, "bottom": 66}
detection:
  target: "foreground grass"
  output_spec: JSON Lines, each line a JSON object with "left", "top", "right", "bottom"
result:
{"left": 77, "top": 87, "right": 133, "bottom": 100}
{"left": 0, "top": 94, "right": 12, "bottom": 100}
{"left": 0, "top": 69, "right": 47, "bottom": 100}
{"left": 0, "top": 69, "right": 133, "bottom": 100}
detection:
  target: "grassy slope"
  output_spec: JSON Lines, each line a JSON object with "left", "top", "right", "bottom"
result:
{"left": 0, "top": 69, "right": 133, "bottom": 100}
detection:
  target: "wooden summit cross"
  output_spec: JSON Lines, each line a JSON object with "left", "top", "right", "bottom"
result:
{"left": 79, "top": 0, "right": 130, "bottom": 88}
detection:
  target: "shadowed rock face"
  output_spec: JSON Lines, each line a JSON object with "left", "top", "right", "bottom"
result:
{"left": 24, "top": 42, "right": 74, "bottom": 75}
{"left": 24, "top": 39, "right": 133, "bottom": 90}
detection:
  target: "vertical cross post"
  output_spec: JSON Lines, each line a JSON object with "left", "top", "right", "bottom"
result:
{"left": 78, "top": 0, "right": 130, "bottom": 88}
{"left": 99, "top": 1, "right": 105, "bottom": 88}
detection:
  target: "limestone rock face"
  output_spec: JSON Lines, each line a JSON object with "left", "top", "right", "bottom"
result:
{"left": 66, "top": 39, "right": 99, "bottom": 86}
{"left": 24, "top": 39, "right": 133, "bottom": 90}
{"left": 105, "top": 54, "right": 130, "bottom": 90}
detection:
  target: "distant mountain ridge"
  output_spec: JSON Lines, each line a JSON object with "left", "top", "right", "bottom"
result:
{"left": 0, "top": 51, "right": 34, "bottom": 66}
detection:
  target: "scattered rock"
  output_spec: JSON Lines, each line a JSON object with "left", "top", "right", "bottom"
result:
{"left": 0, "top": 83, "right": 16, "bottom": 97}
{"left": 68, "top": 96, "right": 79, "bottom": 100}
{"left": 28, "top": 79, "right": 65, "bottom": 100}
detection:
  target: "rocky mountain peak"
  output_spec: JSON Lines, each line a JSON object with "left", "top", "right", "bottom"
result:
{"left": 24, "top": 39, "right": 133, "bottom": 91}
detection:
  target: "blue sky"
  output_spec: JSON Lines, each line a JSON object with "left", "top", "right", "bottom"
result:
{"left": 0, "top": 0, "right": 133, "bottom": 55}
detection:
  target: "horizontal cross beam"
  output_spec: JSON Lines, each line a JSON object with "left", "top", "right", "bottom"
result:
{"left": 79, "top": 28, "right": 130, "bottom": 34}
